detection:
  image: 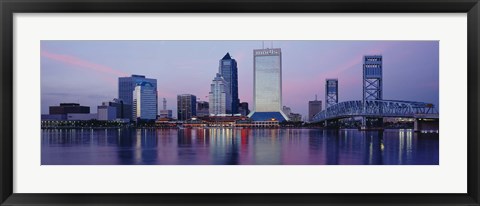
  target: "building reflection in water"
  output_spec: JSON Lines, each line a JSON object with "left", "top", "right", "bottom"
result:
{"left": 41, "top": 128, "right": 439, "bottom": 165}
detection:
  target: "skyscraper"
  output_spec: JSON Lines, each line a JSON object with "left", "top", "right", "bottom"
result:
{"left": 248, "top": 48, "right": 289, "bottom": 122}
{"left": 118, "top": 75, "right": 157, "bottom": 120}
{"left": 219, "top": 53, "right": 239, "bottom": 114}
{"left": 177, "top": 94, "right": 197, "bottom": 121}
{"left": 325, "top": 79, "right": 338, "bottom": 108}
{"left": 133, "top": 82, "right": 158, "bottom": 120}
{"left": 308, "top": 97, "right": 322, "bottom": 122}
{"left": 209, "top": 73, "right": 231, "bottom": 116}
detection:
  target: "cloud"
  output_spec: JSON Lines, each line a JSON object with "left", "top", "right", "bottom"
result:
{"left": 41, "top": 50, "right": 128, "bottom": 77}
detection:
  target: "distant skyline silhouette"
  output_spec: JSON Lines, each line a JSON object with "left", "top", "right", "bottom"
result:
{"left": 41, "top": 40, "right": 439, "bottom": 119}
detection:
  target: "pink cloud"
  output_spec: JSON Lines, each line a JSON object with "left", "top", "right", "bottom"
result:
{"left": 41, "top": 50, "right": 128, "bottom": 77}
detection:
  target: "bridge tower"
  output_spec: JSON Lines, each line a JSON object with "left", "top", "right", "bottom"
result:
{"left": 325, "top": 79, "right": 338, "bottom": 108}
{"left": 362, "top": 55, "right": 383, "bottom": 129}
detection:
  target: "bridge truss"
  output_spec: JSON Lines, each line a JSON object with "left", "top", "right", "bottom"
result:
{"left": 311, "top": 100, "right": 437, "bottom": 123}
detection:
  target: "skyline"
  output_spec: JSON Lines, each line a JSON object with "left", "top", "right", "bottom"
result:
{"left": 41, "top": 40, "right": 439, "bottom": 119}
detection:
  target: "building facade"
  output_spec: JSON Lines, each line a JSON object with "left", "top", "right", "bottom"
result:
{"left": 177, "top": 94, "right": 197, "bottom": 121}
{"left": 249, "top": 48, "right": 289, "bottom": 121}
{"left": 219, "top": 53, "right": 239, "bottom": 114}
{"left": 118, "top": 75, "right": 157, "bottom": 120}
{"left": 97, "top": 104, "right": 117, "bottom": 121}
{"left": 209, "top": 73, "right": 231, "bottom": 116}
{"left": 49, "top": 103, "right": 90, "bottom": 115}
{"left": 308, "top": 98, "right": 322, "bottom": 122}
{"left": 133, "top": 82, "right": 158, "bottom": 121}
{"left": 159, "top": 98, "right": 173, "bottom": 119}
{"left": 196, "top": 101, "right": 210, "bottom": 117}
{"left": 238, "top": 102, "right": 250, "bottom": 116}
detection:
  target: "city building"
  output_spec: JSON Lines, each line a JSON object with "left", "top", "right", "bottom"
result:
{"left": 159, "top": 98, "right": 173, "bottom": 119}
{"left": 133, "top": 82, "right": 158, "bottom": 121}
{"left": 118, "top": 74, "right": 157, "bottom": 120}
{"left": 196, "top": 101, "right": 209, "bottom": 117}
{"left": 100, "top": 98, "right": 131, "bottom": 120}
{"left": 289, "top": 113, "right": 302, "bottom": 122}
{"left": 66, "top": 113, "right": 97, "bottom": 121}
{"left": 282, "top": 106, "right": 292, "bottom": 117}
{"left": 308, "top": 96, "right": 322, "bottom": 122}
{"left": 325, "top": 79, "right": 338, "bottom": 108}
{"left": 238, "top": 102, "right": 250, "bottom": 116}
{"left": 49, "top": 103, "right": 90, "bottom": 115}
{"left": 218, "top": 53, "right": 239, "bottom": 114}
{"left": 248, "top": 48, "right": 289, "bottom": 122}
{"left": 97, "top": 104, "right": 116, "bottom": 121}
{"left": 177, "top": 94, "right": 197, "bottom": 121}
{"left": 209, "top": 73, "right": 231, "bottom": 116}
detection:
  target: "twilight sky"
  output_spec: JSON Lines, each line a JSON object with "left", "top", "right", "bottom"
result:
{"left": 41, "top": 40, "right": 439, "bottom": 119}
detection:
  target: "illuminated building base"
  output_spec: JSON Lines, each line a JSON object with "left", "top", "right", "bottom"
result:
{"left": 248, "top": 112, "right": 288, "bottom": 122}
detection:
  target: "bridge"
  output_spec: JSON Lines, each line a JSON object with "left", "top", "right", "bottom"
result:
{"left": 312, "top": 100, "right": 437, "bottom": 122}
{"left": 310, "top": 55, "right": 438, "bottom": 131}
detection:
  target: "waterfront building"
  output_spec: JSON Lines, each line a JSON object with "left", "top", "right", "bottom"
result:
{"left": 209, "top": 73, "right": 231, "bottom": 116}
{"left": 248, "top": 48, "right": 289, "bottom": 122}
{"left": 49, "top": 103, "right": 90, "bottom": 115}
{"left": 219, "top": 53, "right": 239, "bottom": 114}
{"left": 66, "top": 113, "right": 97, "bottom": 121}
{"left": 308, "top": 96, "right": 322, "bottom": 122}
{"left": 282, "top": 106, "right": 292, "bottom": 117}
{"left": 133, "top": 82, "right": 158, "bottom": 121}
{"left": 196, "top": 101, "right": 210, "bottom": 117}
{"left": 289, "top": 113, "right": 302, "bottom": 122}
{"left": 238, "top": 102, "right": 250, "bottom": 116}
{"left": 177, "top": 94, "right": 197, "bottom": 121}
{"left": 325, "top": 79, "right": 338, "bottom": 108}
{"left": 159, "top": 98, "right": 173, "bottom": 119}
{"left": 100, "top": 98, "right": 131, "bottom": 120}
{"left": 97, "top": 104, "right": 116, "bottom": 121}
{"left": 118, "top": 74, "right": 157, "bottom": 120}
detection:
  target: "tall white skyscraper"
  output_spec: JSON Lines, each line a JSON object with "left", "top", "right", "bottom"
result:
{"left": 209, "top": 73, "right": 231, "bottom": 116}
{"left": 132, "top": 82, "right": 157, "bottom": 120}
{"left": 249, "top": 48, "right": 289, "bottom": 121}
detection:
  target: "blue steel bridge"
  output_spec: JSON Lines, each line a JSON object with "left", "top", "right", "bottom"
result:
{"left": 310, "top": 55, "right": 438, "bottom": 131}
{"left": 311, "top": 99, "right": 437, "bottom": 122}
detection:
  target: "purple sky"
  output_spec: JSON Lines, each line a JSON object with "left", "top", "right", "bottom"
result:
{"left": 41, "top": 41, "right": 439, "bottom": 119}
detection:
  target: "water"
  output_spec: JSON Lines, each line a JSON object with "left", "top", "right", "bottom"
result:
{"left": 41, "top": 128, "right": 439, "bottom": 165}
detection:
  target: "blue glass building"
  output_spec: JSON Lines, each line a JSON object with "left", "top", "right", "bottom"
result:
{"left": 118, "top": 75, "right": 157, "bottom": 120}
{"left": 219, "top": 53, "right": 239, "bottom": 114}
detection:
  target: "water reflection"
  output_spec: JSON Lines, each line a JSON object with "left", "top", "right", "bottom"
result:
{"left": 41, "top": 128, "right": 439, "bottom": 165}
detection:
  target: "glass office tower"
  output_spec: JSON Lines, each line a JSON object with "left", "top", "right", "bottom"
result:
{"left": 133, "top": 82, "right": 158, "bottom": 121}
{"left": 118, "top": 75, "right": 157, "bottom": 120}
{"left": 249, "top": 48, "right": 289, "bottom": 121}
{"left": 219, "top": 53, "right": 239, "bottom": 114}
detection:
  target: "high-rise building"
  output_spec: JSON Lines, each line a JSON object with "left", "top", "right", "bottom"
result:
{"left": 209, "top": 73, "right": 231, "bottom": 116}
{"left": 159, "top": 98, "right": 173, "bottom": 119}
{"left": 325, "top": 79, "right": 338, "bottom": 108}
{"left": 133, "top": 82, "right": 158, "bottom": 121}
{"left": 219, "top": 53, "right": 239, "bottom": 114}
{"left": 118, "top": 75, "right": 157, "bottom": 120}
{"left": 49, "top": 103, "right": 90, "bottom": 115}
{"left": 177, "top": 94, "right": 197, "bottom": 121}
{"left": 196, "top": 101, "right": 210, "bottom": 117}
{"left": 308, "top": 97, "right": 322, "bottom": 122}
{"left": 249, "top": 48, "right": 289, "bottom": 121}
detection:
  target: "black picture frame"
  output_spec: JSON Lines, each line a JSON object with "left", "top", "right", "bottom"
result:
{"left": 1, "top": 0, "right": 479, "bottom": 205}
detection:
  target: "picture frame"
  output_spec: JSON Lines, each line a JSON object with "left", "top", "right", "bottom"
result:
{"left": 1, "top": 0, "right": 479, "bottom": 205}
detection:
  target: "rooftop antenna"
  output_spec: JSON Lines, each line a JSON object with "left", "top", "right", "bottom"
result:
{"left": 163, "top": 98, "right": 167, "bottom": 110}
